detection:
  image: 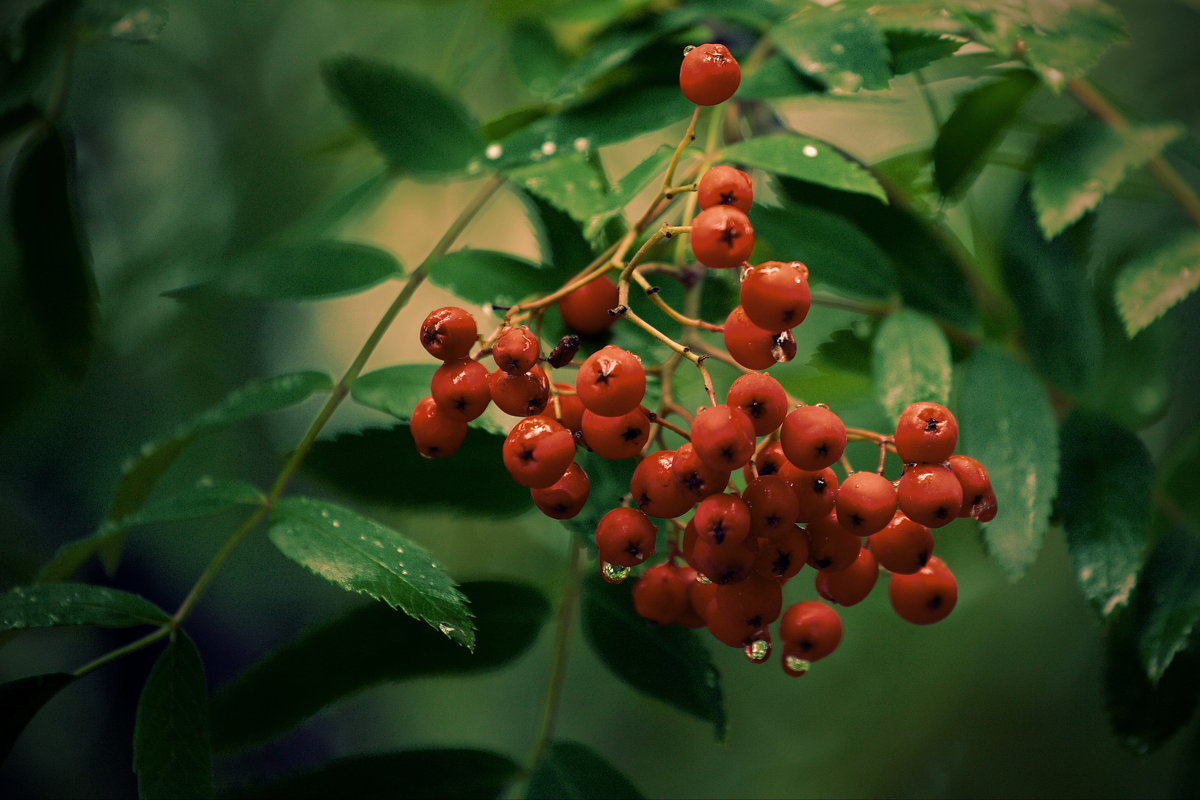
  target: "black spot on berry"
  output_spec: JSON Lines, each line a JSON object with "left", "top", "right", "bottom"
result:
{"left": 519, "top": 448, "right": 536, "bottom": 463}
{"left": 719, "top": 226, "right": 738, "bottom": 247}
{"left": 621, "top": 426, "right": 642, "bottom": 442}
{"left": 772, "top": 552, "right": 791, "bottom": 576}
{"left": 927, "top": 594, "right": 943, "bottom": 610}
{"left": 813, "top": 477, "right": 827, "bottom": 494}
{"left": 925, "top": 418, "right": 940, "bottom": 432}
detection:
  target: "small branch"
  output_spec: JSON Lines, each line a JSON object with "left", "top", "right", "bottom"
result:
{"left": 662, "top": 106, "right": 702, "bottom": 193}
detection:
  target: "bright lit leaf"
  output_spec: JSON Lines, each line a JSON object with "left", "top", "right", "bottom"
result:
{"left": 1114, "top": 230, "right": 1200, "bottom": 337}
{"left": 871, "top": 309, "right": 952, "bottom": 419}
{"left": 722, "top": 135, "right": 887, "bottom": 202}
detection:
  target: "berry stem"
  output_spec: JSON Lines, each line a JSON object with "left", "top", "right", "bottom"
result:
{"left": 661, "top": 106, "right": 702, "bottom": 194}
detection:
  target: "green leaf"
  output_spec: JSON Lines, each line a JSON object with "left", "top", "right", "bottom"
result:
{"left": 10, "top": 121, "right": 98, "bottom": 380}
{"left": 0, "top": 583, "right": 170, "bottom": 631}
{"left": 511, "top": 19, "right": 569, "bottom": 100}
{"left": 885, "top": 29, "right": 962, "bottom": 75}
{"left": 322, "top": 55, "right": 484, "bottom": 178}
{"left": 751, "top": 202, "right": 897, "bottom": 300}
{"left": 1001, "top": 192, "right": 1103, "bottom": 394}
{"left": 267, "top": 496, "right": 475, "bottom": 649}
{"left": 211, "top": 581, "right": 548, "bottom": 750}
{"left": 1031, "top": 120, "right": 1183, "bottom": 239}
{"left": 932, "top": 70, "right": 1039, "bottom": 199}
{"left": 1058, "top": 410, "right": 1152, "bottom": 619}
{"left": 1160, "top": 428, "right": 1200, "bottom": 534}
{"left": 737, "top": 53, "right": 821, "bottom": 100}
{"left": 581, "top": 570, "right": 725, "bottom": 740}
{"left": 958, "top": 346, "right": 1059, "bottom": 580}
{"left": 426, "top": 249, "right": 558, "bottom": 308}
{"left": 772, "top": 4, "right": 892, "bottom": 93}
{"left": 223, "top": 749, "right": 521, "bottom": 799}
{"left": 1105, "top": 604, "right": 1200, "bottom": 755}
{"left": 871, "top": 309, "right": 952, "bottom": 419}
{"left": 506, "top": 153, "right": 610, "bottom": 233}
{"left": 350, "top": 364, "right": 437, "bottom": 421}
{"left": 589, "top": 144, "right": 675, "bottom": 233}
{"left": 722, "top": 135, "right": 886, "bottom": 203}
{"left": 529, "top": 740, "right": 644, "bottom": 800}
{"left": 163, "top": 242, "right": 401, "bottom": 303}
{"left": 1020, "top": 2, "right": 1128, "bottom": 91}
{"left": 1114, "top": 230, "right": 1200, "bottom": 337}
{"left": 303, "top": 425, "right": 531, "bottom": 517}
{"left": 0, "top": 673, "right": 75, "bottom": 762}
{"left": 1136, "top": 529, "right": 1200, "bottom": 685}
{"left": 517, "top": 189, "right": 598, "bottom": 273}
{"left": 133, "top": 632, "right": 214, "bottom": 800}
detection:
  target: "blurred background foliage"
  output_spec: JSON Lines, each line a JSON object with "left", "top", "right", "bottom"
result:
{"left": 1, "top": 0, "right": 1199, "bottom": 797}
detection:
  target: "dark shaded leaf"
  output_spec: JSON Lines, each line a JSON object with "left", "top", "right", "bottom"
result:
{"left": 958, "top": 346, "right": 1059, "bottom": 580}
{"left": 0, "top": 582, "right": 169, "bottom": 630}
{"left": 211, "top": 582, "right": 548, "bottom": 750}
{"left": 511, "top": 18, "right": 568, "bottom": 99}
{"left": 164, "top": 242, "right": 401, "bottom": 303}
{"left": 322, "top": 56, "right": 484, "bottom": 178}
{"left": 303, "top": 425, "right": 530, "bottom": 517}
{"left": 506, "top": 153, "right": 610, "bottom": 233}
{"left": 581, "top": 570, "right": 725, "bottom": 740}
{"left": 932, "top": 70, "right": 1038, "bottom": 199}
{"left": 426, "top": 249, "right": 558, "bottom": 308}
{"left": 529, "top": 740, "right": 643, "bottom": 800}
{"left": 517, "top": 189, "right": 597, "bottom": 273}
{"left": 737, "top": 54, "right": 821, "bottom": 100}
{"left": 722, "top": 135, "right": 886, "bottom": 202}
{"left": 10, "top": 121, "right": 97, "bottom": 379}
{"left": 1058, "top": 410, "right": 1152, "bottom": 619}
{"left": 886, "top": 29, "right": 962, "bottom": 75}
{"left": 0, "top": 673, "right": 75, "bottom": 763}
{"left": 223, "top": 749, "right": 520, "bottom": 800}
{"left": 871, "top": 309, "right": 952, "bottom": 419}
{"left": 1136, "top": 529, "right": 1200, "bottom": 685}
{"left": 133, "top": 632, "right": 214, "bottom": 800}
{"left": 1159, "top": 428, "right": 1200, "bottom": 535}
{"left": 1113, "top": 230, "right": 1200, "bottom": 338}
{"left": 268, "top": 497, "right": 474, "bottom": 649}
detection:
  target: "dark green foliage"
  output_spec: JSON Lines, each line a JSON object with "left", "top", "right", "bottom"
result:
{"left": 0, "top": 673, "right": 75, "bottom": 762}
{"left": 528, "top": 740, "right": 644, "bottom": 800}
{"left": 0, "top": 583, "right": 170, "bottom": 630}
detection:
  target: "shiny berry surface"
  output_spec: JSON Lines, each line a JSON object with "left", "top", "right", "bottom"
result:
{"left": 679, "top": 43, "right": 741, "bottom": 106}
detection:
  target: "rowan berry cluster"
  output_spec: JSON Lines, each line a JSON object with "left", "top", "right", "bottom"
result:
{"left": 409, "top": 43, "right": 997, "bottom": 677}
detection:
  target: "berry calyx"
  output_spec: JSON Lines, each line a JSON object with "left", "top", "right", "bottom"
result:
{"left": 679, "top": 43, "right": 741, "bottom": 106}
{"left": 581, "top": 407, "right": 651, "bottom": 460}
{"left": 739, "top": 261, "right": 812, "bottom": 333}
{"left": 557, "top": 276, "right": 620, "bottom": 336}
{"left": 752, "top": 524, "right": 809, "bottom": 582}
{"left": 743, "top": 475, "right": 801, "bottom": 538}
{"left": 693, "top": 492, "right": 753, "bottom": 547}
{"left": 576, "top": 345, "right": 646, "bottom": 417}
{"left": 672, "top": 442, "right": 731, "bottom": 503}
{"left": 697, "top": 165, "right": 753, "bottom": 212}
{"left": 420, "top": 306, "right": 477, "bottom": 361}
{"left": 691, "top": 206, "right": 755, "bottom": 269}
{"left": 501, "top": 415, "right": 575, "bottom": 488}
{"left": 894, "top": 401, "right": 959, "bottom": 464}
{"left": 889, "top": 556, "right": 958, "bottom": 625}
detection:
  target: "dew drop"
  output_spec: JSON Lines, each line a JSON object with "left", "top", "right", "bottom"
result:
{"left": 373, "top": 540, "right": 383, "bottom": 548}
{"left": 802, "top": 144, "right": 819, "bottom": 158}
{"left": 696, "top": 573, "right": 713, "bottom": 585}
{"left": 401, "top": 569, "right": 409, "bottom": 575}
{"left": 783, "top": 654, "right": 811, "bottom": 677}
{"left": 601, "top": 562, "right": 631, "bottom": 584}
{"left": 540, "top": 140, "right": 557, "bottom": 156}
{"left": 573, "top": 137, "right": 590, "bottom": 152}
{"left": 438, "top": 623, "right": 456, "bottom": 636}
{"left": 396, "top": 546, "right": 405, "bottom": 554}
{"left": 744, "top": 636, "right": 771, "bottom": 664}
{"left": 485, "top": 142, "right": 503, "bottom": 160}
{"left": 331, "top": 520, "right": 341, "bottom": 528}
{"left": 830, "top": 43, "right": 845, "bottom": 54}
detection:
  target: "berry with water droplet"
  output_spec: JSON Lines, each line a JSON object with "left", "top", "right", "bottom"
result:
{"left": 679, "top": 42, "right": 741, "bottom": 106}
{"left": 488, "top": 365, "right": 550, "bottom": 417}
{"left": 530, "top": 461, "right": 591, "bottom": 519}
{"left": 595, "top": 506, "right": 658, "bottom": 567}
{"left": 492, "top": 325, "right": 540, "bottom": 374}
{"left": 740, "top": 261, "right": 812, "bottom": 333}
{"left": 870, "top": 511, "right": 934, "bottom": 575}
{"left": 581, "top": 407, "right": 650, "bottom": 460}
{"left": 779, "top": 600, "right": 842, "bottom": 668}
{"left": 410, "top": 396, "right": 467, "bottom": 458}
{"left": 726, "top": 372, "right": 787, "bottom": 436}
{"left": 430, "top": 358, "right": 491, "bottom": 421}
{"left": 894, "top": 401, "right": 958, "bottom": 464}
{"left": 836, "top": 471, "right": 898, "bottom": 536}
{"left": 501, "top": 415, "right": 575, "bottom": 488}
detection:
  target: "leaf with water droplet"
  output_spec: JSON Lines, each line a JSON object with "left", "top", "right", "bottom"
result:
{"left": 721, "top": 135, "right": 886, "bottom": 202}
{"left": 1113, "top": 230, "right": 1200, "bottom": 338}
{"left": 870, "top": 309, "right": 952, "bottom": 419}
{"left": 0, "top": 583, "right": 170, "bottom": 631}
{"left": 958, "top": 346, "right": 1059, "bottom": 581}
{"left": 581, "top": 570, "right": 726, "bottom": 741}
{"left": 106, "top": 4, "right": 169, "bottom": 42}
{"left": 529, "top": 740, "right": 644, "bottom": 800}
{"left": 268, "top": 497, "right": 475, "bottom": 650}
{"left": 772, "top": 4, "right": 892, "bottom": 93}
{"left": 0, "top": 673, "right": 75, "bottom": 761}
{"left": 134, "top": 632, "right": 213, "bottom": 799}
{"left": 211, "top": 582, "right": 547, "bottom": 750}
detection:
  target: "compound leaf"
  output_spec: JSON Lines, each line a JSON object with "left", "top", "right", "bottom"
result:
{"left": 211, "top": 581, "right": 548, "bottom": 750}
{"left": 581, "top": 570, "right": 725, "bottom": 741}
{"left": 721, "top": 135, "right": 886, "bottom": 202}
{"left": 1058, "top": 410, "right": 1152, "bottom": 620}
{"left": 958, "top": 346, "right": 1059, "bottom": 580}
{"left": 871, "top": 309, "right": 952, "bottom": 419}
{"left": 0, "top": 583, "right": 170, "bottom": 631}
{"left": 133, "top": 632, "right": 214, "bottom": 800}
{"left": 529, "top": 740, "right": 643, "bottom": 800}
{"left": 268, "top": 496, "right": 475, "bottom": 650}
{"left": 1114, "top": 230, "right": 1200, "bottom": 338}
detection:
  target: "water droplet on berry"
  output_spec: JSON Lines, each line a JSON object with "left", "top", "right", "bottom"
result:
{"left": 802, "top": 144, "right": 819, "bottom": 158}
{"left": 744, "top": 636, "right": 771, "bottom": 663}
{"left": 696, "top": 573, "right": 713, "bottom": 585}
{"left": 541, "top": 140, "right": 557, "bottom": 156}
{"left": 601, "top": 562, "right": 631, "bottom": 583}
{"left": 683, "top": 45, "right": 696, "bottom": 55}
{"left": 783, "top": 655, "right": 811, "bottom": 677}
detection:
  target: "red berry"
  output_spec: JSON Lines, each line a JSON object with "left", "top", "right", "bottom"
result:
{"left": 870, "top": 511, "right": 934, "bottom": 575}
{"left": 780, "top": 405, "right": 847, "bottom": 471}
{"left": 687, "top": 569, "right": 719, "bottom": 624}
{"left": 743, "top": 475, "right": 800, "bottom": 538}
{"left": 581, "top": 407, "right": 650, "bottom": 460}
{"left": 630, "top": 450, "right": 694, "bottom": 519}
{"left": 752, "top": 525, "right": 809, "bottom": 582}
{"left": 948, "top": 454, "right": 998, "bottom": 522}
{"left": 740, "top": 261, "right": 811, "bottom": 333}
{"left": 492, "top": 326, "right": 540, "bottom": 374}
{"left": 488, "top": 365, "right": 550, "bottom": 417}
{"left": 679, "top": 43, "right": 741, "bottom": 106}
{"left": 689, "top": 535, "right": 757, "bottom": 586}
{"left": 576, "top": 345, "right": 646, "bottom": 417}
{"left": 815, "top": 547, "right": 879, "bottom": 606}
{"left": 557, "top": 276, "right": 620, "bottom": 336}
{"left": 779, "top": 601, "right": 842, "bottom": 668}
{"left": 595, "top": 507, "right": 657, "bottom": 567}
{"left": 804, "top": 511, "right": 861, "bottom": 571}
{"left": 410, "top": 395, "right": 468, "bottom": 458}
{"left": 836, "top": 471, "right": 898, "bottom": 536}
{"left": 420, "top": 306, "right": 477, "bottom": 361}
{"left": 693, "top": 492, "right": 752, "bottom": 547}
{"left": 691, "top": 206, "right": 755, "bottom": 269}
{"left": 633, "top": 563, "right": 690, "bottom": 625}
{"left": 672, "top": 442, "right": 731, "bottom": 503}
{"left": 430, "top": 358, "right": 491, "bottom": 421}
{"left": 743, "top": 441, "right": 793, "bottom": 483}
{"left": 894, "top": 401, "right": 958, "bottom": 464}
{"left": 790, "top": 466, "right": 839, "bottom": 523}
{"left": 897, "top": 462, "right": 964, "bottom": 528}
{"left": 690, "top": 404, "right": 757, "bottom": 471}
{"left": 726, "top": 372, "right": 787, "bottom": 436}
{"left": 697, "top": 165, "right": 753, "bottom": 212}
{"left": 530, "top": 461, "right": 590, "bottom": 519}
{"left": 723, "top": 306, "right": 785, "bottom": 370}
{"left": 501, "top": 415, "right": 575, "bottom": 488}
{"left": 889, "top": 556, "right": 957, "bottom": 625}
{"left": 705, "top": 575, "right": 783, "bottom": 647}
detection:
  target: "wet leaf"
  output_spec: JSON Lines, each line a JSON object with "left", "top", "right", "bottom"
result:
{"left": 426, "top": 249, "right": 559, "bottom": 308}
{"left": 133, "top": 632, "right": 213, "bottom": 799}
{"left": 722, "top": 135, "right": 886, "bottom": 203}
{"left": 772, "top": 4, "right": 892, "bottom": 93}
{"left": 1058, "top": 410, "right": 1152, "bottom": 619}
{"left": 1113, "top": 230, "right": 1200, "bottom": 338}
{"left": 886, "top": 29, "right": 962, "bottom": 75}
{"left": 871, "top": 309, "right": 952, "bottom": 419}
{"left": 506, "top": 153, "right": 610, "bottom": 233}
{"left": 581, "top": 570, "right": 725, "bottom": 741}
{"left": 958, "top": 346, "right": 1059, "bottom": 580}
{"left": 350, "top": 364, "right": 437, "bottom": 423}
{"left": 267, "top": 496, "right": 475, "bottom": 649}
{"left": 0, "top": 583, "right": 170, "bottom": 630}
{"left": 0, "top": 673, "right": 75, "bottom": 762}
{"left": 211, "top": 581, "right": 547, "bottom": 750}
{"left": 529, "top": 740, "right": 643, "bottom": 800}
